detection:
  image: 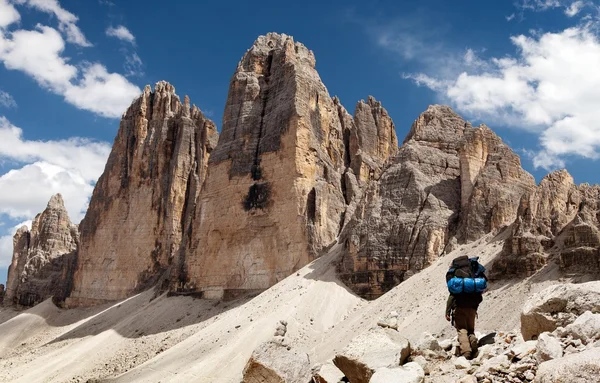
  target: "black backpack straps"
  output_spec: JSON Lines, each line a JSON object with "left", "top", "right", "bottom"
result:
{"left": 446, "top": 267, "right": 455, "bottom": 282}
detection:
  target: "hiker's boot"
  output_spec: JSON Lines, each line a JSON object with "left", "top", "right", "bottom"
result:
{"left": 457, "top": 329, "right": 472, "bottom": 358}
{"left": 468, "top": 334, "right": 478, "bottom": 358}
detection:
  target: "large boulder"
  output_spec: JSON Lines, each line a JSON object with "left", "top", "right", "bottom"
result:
{"left": 333, "top": 327, "right": 411, "bottom": 383}
{"left": 415, "top": 332, "right": 441, "bottom": 352}
{"left": 535, "top": 347, "right": 600, "bottom": 383}
{"left": 242, "top": 341, "right": 311, "bottom": 383}
{"left": 369, "top": 363, "right": 425, "bottom": 383}
{"left": 521, "top": 282, "right": 600, "bottom": 340}
{"left": 312, "top": 362, "right": 345, "bottom": 383}
{"left": 563, "top": 311, "right": 600, "bottom": 344}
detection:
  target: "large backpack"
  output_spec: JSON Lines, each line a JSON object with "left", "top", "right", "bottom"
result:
{"left": 446, "top": 255, "right": 487, "bottom": 294}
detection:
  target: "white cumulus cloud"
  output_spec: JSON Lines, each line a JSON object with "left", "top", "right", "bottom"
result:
{"left": 0, "top": 0, "right": 20, "bottom": 29}
{"left": 0, "top": 161, "right": 93, "bottom": 221}
{"left": 13, "top": 0, "right": 92, "bottom": 47}
{"left": 106, "top": 25, "right": 135, "bottom": 44}
{"left": 0, "top": 116, "right": 110, "bottom": 221}
{"left": 0, "top": 25, "right": 140, "bottom": 118}
{"left": 0, "top": 117, "right": 110, "bottom": 182}
{"left": 404, "top": 26, "right": 600, "bottom": 170}
{"left": 63, "top": 63, "right": 142, "bottom": 118}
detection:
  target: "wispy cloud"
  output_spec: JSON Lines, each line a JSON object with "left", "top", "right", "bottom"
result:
{"left": 517, "top": 0, "right": 562, "bottom": 11}
{"left": 124, "top": 52, "right": 144, "bottom": 77}
{"left": 506, "top": 13, "right": 516, "bottom": 21}
{"left": 516, "top": 0, "right": 593, "bottom": 18}
{"left": 0, "top": 90, "right": 16, "bottom": 108}
{"left": 106, "top": 25, "right": 135, "bottom": 44}
{"left": 565, "top": 1, "right": 586, "bottom": 16}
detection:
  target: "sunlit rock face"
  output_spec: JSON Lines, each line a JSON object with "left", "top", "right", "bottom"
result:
{"left": 66, "top": 82, "right": 218, "bottom": 306}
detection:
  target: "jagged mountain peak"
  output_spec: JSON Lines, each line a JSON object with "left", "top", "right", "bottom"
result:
{"left": 403, "top": 104, "right": 467, "bottom": 146}
{"left": 47, "top": 193, "right": 66, "bottom": 210}
{"left": 241, "top": 32, "right": 316, "bottom": 71}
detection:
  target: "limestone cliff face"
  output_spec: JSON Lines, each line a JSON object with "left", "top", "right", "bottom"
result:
{"left": 492, "top": 170, "right": 600, "bottom": 277}
{"left": 348, "top": 96, "right": 399, "bottom": 184}
{"left": 4, "top": 194, "right": 78, "bottom": 307}
{"left": 457, "top": 125, "right": 536, "bottom": 241}
{"left": 338, "top": 106, "right": 535, "bottom": 298}
{"left": 66, "top": 82, "right": 218, "bottom": 306}
{"left": 175, "top": 33, "right": 399, "bottom": 299}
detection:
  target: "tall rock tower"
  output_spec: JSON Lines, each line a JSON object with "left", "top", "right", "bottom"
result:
{"left": 66, "top": 82, "right": 218, "bottom": 306}
{"left": 5, "top": 194, "right": 78, "bottom": 306}
{"left": 175, "top": 33, "right": 398, "bottom": 299}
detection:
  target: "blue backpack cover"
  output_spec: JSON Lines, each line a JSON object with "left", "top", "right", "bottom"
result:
{"left": 446, "top": 256, "right": 487, "bottom": 294}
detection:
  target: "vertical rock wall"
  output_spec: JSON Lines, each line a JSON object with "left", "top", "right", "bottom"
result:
{"left": 178, "top": 33, "right": 348, "bottom": 298}
{"left": 176, "top": 33, "right": 399, "bottom": 299}
{"left": 66, "top": 82, "right": 218, "bottom": 306}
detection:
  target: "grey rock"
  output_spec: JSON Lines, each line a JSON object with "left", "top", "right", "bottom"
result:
{"left": 454, "top": 356, "right": 471, "bottom": 370}
{"left": 242, "top": 340, "right": 311, "bottom": 383}
{"left": 439, "top": 339, "right": 453, "bottom": 351}
{"left": 411, "top": 355, "right": 429, "bottom": 375}
{"left": 521, "top": 282, "right": 600, "bottom": 340}
{"left": 477, "top": 354, "right": 510, "bottom": 374}
{"left": 416, "top": 332, "right": 441, "bottom": 352}
{"left": 507, "top": 340, "right": 537, "bottom": 361}
{"left": 535, "top": 347, "right": 600, "bottom": 383}
{"left": 334, "top": 327, "right": 411, "bottom": 383}
{"left": 535, "top": 332, "right": 563, "bottom": 363}
{"left": 312, "top": 362, "right": 345, "bottom": 383}
{"left": 563, "top": 311, "right": 600, "bottom": 344}
{"left": 369, "top": 363, "right": 424, "bottom": 383}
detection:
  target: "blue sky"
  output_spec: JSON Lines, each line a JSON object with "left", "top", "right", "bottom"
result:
{"left": 1, "top": 0, "right": 599, "bottom": 285}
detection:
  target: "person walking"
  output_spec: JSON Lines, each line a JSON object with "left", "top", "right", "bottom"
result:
{"left": 445, "top": 255, "right": 487, "bottom": 359}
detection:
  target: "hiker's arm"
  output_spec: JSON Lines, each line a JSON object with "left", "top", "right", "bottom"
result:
{"left": 445, "top": 295, "right": 454, "bottom": 320}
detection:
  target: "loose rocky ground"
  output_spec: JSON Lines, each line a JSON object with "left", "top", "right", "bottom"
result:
{"left": 2, "top": 233, "right": 596, "bottom": 383}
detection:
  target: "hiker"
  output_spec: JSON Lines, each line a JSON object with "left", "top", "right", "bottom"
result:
{"left": 445, "top": 255, "right": 488, "bottom": 359}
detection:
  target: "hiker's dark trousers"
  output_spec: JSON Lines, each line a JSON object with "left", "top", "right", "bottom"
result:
{"left": 454, "top": 306, "right": 478, "bottom": 357}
